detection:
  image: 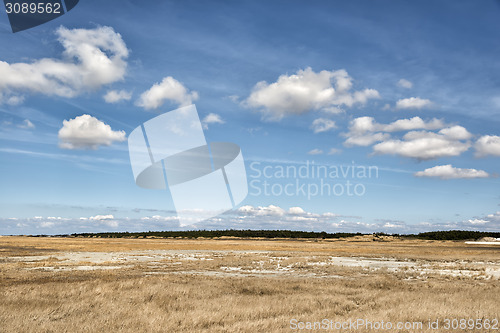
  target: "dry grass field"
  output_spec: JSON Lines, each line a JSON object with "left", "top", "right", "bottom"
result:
{"left": 0, "top": 235, "right": 499, "bottom": 332}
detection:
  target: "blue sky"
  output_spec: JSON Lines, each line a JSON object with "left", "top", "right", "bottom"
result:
{"left": 1, "top": 0, "right": 499, "bottom": 235}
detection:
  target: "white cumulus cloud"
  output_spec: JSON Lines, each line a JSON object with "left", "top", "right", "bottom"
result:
{"left": 88, "top": 214, "right": 118, "bottom": 227}
{"left": 103, "top": 90, "right": 132, "bottom": 103}
{"left": 237, "top": 205, "right": 286, "bottom": 216}
{"left": 382, "top": 117, "right": 444, "bottom": 132}
{"left": 343, "top": 116, "right": 445, "bottom": 147}
{"left": 4, "top": 207, "right": 500, "bottom": 234}
{"left": 136, "top": 76, "right": 198, "bottom": 110}
{"left": 373, "top": 126, "right": 472, "bottom": 160}
{"left": 395, "top": 97, "right": 432, "bottom": 110}
{"left": 0, "top": 26, "right": 128, "bottom": 104}
{"left": 342, "top": 117, "right": 474, "bottom": 160}
{"left": 474, "top": 135, "right": 500, "bottom": 157}
{"left": 202, "top": 113, "right": 225, "bottom": 129}
{"left": 348, "top": 116, "right": 444, "bottom": 134}
{"left": 244, "top": 67, "right": 380, "bottom": 120}
{"left": 288, "top": 207, "right": 306, "bottom": 215}
{"left": 438, "top": 125, "right": 473, "bottom": 140}
{"left": 415, "top": 164, "right": 490, "bottom": 179}
{"left": 58, "top": 114, "right": 126, "bottom": 150}
{"left": 467, "top": 219, "right": 489, "bottom": 225}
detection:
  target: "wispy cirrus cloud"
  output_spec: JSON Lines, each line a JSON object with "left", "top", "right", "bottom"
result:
{"left": 307, "top": 148, "right": 323, "bottom": 155}
{"left": 311, "top": 118, "right": 336, "bottom": 133}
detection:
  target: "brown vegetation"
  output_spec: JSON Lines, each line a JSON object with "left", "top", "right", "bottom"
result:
{"left": 0, "top": 236, "right": 498, "bottom": 332}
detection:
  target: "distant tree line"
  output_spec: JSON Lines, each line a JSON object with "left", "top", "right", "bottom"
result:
{"left": 59, "top": 229, "right": 500, "bottom": 241}
{"left": 401, "top": 230, "right": 500, "bottom": 241}
{"left": 67, "top": 229, "right": 362, "bottom": 239}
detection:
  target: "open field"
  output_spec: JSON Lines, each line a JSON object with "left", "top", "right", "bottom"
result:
{"left": 0, "top": 236, "right": 499, "bottom": 332}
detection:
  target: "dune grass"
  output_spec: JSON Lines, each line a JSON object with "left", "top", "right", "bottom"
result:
{"left": 0, "top": 236, "right": 498, "bottom": 332}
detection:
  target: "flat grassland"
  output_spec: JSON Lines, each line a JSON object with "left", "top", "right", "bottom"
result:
{"left": 0, "top": 236, "right": 499, "bottom": 332}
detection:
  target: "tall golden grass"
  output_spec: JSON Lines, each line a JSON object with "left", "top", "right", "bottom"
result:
{"left": 0, "top": 236, "right": 498, "bottom": 332}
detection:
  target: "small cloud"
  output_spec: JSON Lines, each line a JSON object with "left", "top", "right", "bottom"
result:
{"left": 415, "top": 164, "right": 490, "bottom": 179}
{"left": 202, "top": 113, "right": 225, "bottom": 129}
{"left": 237, "top": 205, "right": 286, "bottom": 216}
{"left": 136, "top": 77, "right": 198, "bottom": 110}
{"left": 491, "top": 96, "right": 500, "bottom": 109}
{"left": 467, "top": 219, "right": 489, "bottom": 225}
{"left": 382, "top": 103, "right": 391, "bottom": 111}
{"left": 307, "top": 148, "right": 323, "bottom": 155}
{"left": 439, "top": 125, "right": 472, "bottom": 140}
{"left": 58, "top": 114, "right": 126, "bottom": 150}
{"left": 474, "top": 135, "right": 500, "bottom": 157}
{"left": 246, "top": 127, "right": 262, "bottom": 135}
{"left": 344, "top": 132, "right": 390, "bottom": 147}
{"left": 397, "top": 79, "right": 413, "bottom": 89}
{"left": 89, "top": 214, "right": 114, "bottom": 220}
{"left": 103, "top": 220, "right": 119, "bottom": 227}
{"left": 384, "top": 117, "right": 445, "bottom": 132}
{"left": 6, "top": 95, "right": 24, "bottom": 105}
{"left": 327, "top": 148, "right": 342, "bottom": 155}
{"left": 89, "top": 214, "right": 118, "bottom": 227}
{"left": 395, "top": 97, "right": 432, "bottom": 110}
{"left": 140, "top": 215, "right": 178, "bottom": 222}
{"left": 103, "top": 90, "right": 132, "bottom": 103}
{"left": 383, "top": 221, "right": 406, "bottom": 228}
{"left": 311, "top": 118, "right": 336, "bottom": 133}
{"left": 322, "top": 106, "right": 344, "bottom": 114}
{"left": 226, "top": 95, "right": 240, "bottom": 103}
{"left": 288, "top": 207, "right": 306, "bottom": 215}
{"left": 17, "top": 119, "right": 35, "bottom": 129}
